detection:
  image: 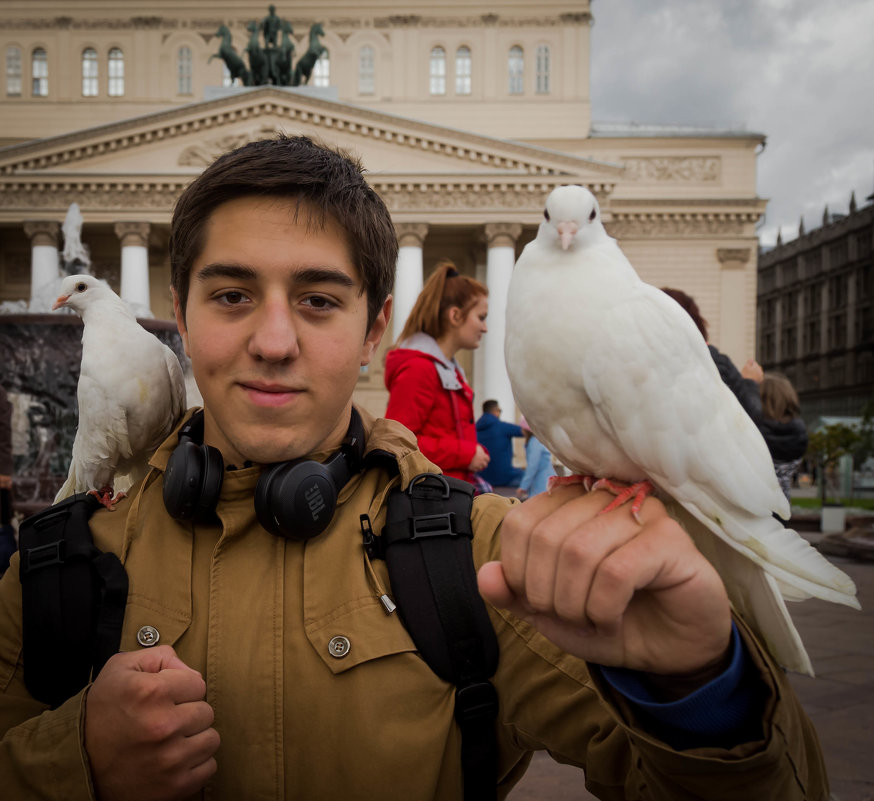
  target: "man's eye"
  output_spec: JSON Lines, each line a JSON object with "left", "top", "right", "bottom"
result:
{"left": 305, "top": 295, "right": 334, "bottom": 310}
{"left": 218, "top": 291, "right": 247, "bottom": 305}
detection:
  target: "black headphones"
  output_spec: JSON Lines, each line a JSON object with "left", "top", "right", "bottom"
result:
{"left": 163, "top": 408, "right": 365, "bottom": 541}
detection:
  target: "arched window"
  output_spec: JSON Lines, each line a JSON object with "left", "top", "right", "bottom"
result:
{"left": 508, "top": 46, "right": 524, "bottom": 95}
{"left": 312, "top": 50, "right": 330, "bottom": 87}
{"left": 177, "top": 46, "right": 192, "bottom": 95}
{"left": 82, "top": 48, "right": 98, "bottom": 96}
{"left": 535, "top": 45, "right": 550, "bottom": 94}
{"left": 358, "top": 45, "right": 375, "bottom": 95}
{"left": 455, "top": 46, "right": 471, "bottom": 95}
{"left": 5, "top": 46, "right": 21, "bottom": 96}
{"left": 108, "top": 47, "right": 124, "bottom": 97}
{"left": 31, "top": 48, "right": 48, "bottom": 96}
{"left": 429, "top": 46, "right": 446, "bottom": 95}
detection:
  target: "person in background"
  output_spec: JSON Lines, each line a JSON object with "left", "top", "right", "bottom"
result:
{"left": 515, "top": 415, "right": 556, "bottom": 500}
{"left": 475, "top": 399, "right": 524, "bottom": 491}
{"left": 758, "top": 372, "right": 808, "bottom": 502}
{"left": 661, "top": 287, "right": 764, "bottom": 423}
{"left": 385, "top": 261, "right": 490, "bottom": 486}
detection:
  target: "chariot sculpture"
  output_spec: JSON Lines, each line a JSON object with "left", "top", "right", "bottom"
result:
{"left": 209, "top": 6, "right": 326, "bottom": 88}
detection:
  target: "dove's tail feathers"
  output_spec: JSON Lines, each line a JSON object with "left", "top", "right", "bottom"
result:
{"left": 666, "top": 501, "right": 814, "bottom": 675}
{"left": 680, "top": 497, "right": 859, "bottom": 610}
{"left": 53, "top": 472, "right": 78, "bottom": 504}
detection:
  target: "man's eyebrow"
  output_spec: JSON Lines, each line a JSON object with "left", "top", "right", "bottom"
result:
{"left": 195, "top": 263, "right": 356, "bottom": 289}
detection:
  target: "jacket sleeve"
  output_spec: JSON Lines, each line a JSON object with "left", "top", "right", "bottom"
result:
{"left": 469, "top": 495, "right": 830, "bottom": 801}
{"left": 385, "top": 360, "right": 477, "bottom": 472}
{"left": 0, "top": 552, "right": 96, "bottom": 800}
{"left": 709, "top": 346, "right": 763, "bottom": 423}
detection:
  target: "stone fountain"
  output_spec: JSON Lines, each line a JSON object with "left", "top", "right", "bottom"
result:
{"left": 0, "top": 204, "right": 193, "bottom": 516}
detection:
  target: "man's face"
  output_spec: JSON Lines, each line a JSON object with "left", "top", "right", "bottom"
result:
{"left": 174, "top": 195, "right": 391, "bottom": 466}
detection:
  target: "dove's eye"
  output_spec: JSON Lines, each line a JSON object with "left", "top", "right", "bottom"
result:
{"left": 544, "top": 209, "right": 550, "bottom": 223}
{"left": 588, "top": 208, "right": 596, "bottom": 222}
{"left": 76, "top": 282, "right": 87, "bottom": 292}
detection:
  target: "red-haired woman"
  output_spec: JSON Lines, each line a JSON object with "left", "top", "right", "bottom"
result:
{"left": 385, "top": 261, "right": 490, "bottom": 486}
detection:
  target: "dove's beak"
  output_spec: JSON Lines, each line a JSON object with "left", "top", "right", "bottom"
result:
{"left": 557, "top": 221, "right": 578, "bottom": 250}
{"left": 52, "top": 294, "right": 70, "bottom": 311}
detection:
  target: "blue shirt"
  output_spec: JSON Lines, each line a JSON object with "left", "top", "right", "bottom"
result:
{"left": 475, "top": 413, "right": 523, "bottom": 487}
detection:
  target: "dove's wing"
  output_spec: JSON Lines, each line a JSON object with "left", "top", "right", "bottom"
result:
{"left": 577, "top": 282, "right": 857, "bottom": 607}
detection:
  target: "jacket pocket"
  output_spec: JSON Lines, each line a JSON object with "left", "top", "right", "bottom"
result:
{"left": 305, "top": 595, "right": 418, "bottom": 674}
{"left": 119, "top": 595, "right": 191, "bottom": 653}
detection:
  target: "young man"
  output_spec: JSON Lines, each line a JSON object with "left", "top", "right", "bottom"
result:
{"left": 475, "top": 399, "right": 524, "bottom": 490}
{"left": 0, "top": 136, "right": 828, "bottom": 800}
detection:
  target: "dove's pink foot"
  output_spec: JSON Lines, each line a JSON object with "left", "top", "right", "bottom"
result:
{"left": 590, "top": 478, "right": 655, "bottom": 523}
{"left": 547, "top": 473, "right": 597, "bottom": 494}
{"left": 87, "top": 487, "right": 125, "bottom": 510}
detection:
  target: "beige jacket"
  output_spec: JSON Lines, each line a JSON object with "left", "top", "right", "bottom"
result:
{"left": 0, "top": 409, "right": 828, "bottom": 800}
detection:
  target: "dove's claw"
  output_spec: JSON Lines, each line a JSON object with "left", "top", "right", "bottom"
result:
{"left": 547, "top": 474, "right": 596, "bottom": 494}
{"left": 591, "top": 479, "right": 655, "bottom": 522}
{"left": 87, "top": 487, "right": 123, "bottom": 510}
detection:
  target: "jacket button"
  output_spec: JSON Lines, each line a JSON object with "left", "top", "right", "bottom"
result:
{"left": 136, "top": 625, "right": 160, "bottom": 647}
{"left": 328, "top": 635, "right": 351, "bottom": 658}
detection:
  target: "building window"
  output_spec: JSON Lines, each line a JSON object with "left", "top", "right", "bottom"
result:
{"left": 508, "top": 46, "right": 524, "bottom": 94}
{"left": 177, "top": 46, "right": 192, "bottom": 95}
{"left": 82, "top": 48, "right": 98, "bottom": 96}
{"left": 455, "top": 46, "right": 471, "bottom": 95}
{"left": 32, "top": 48, "right": 48, "bottom": 96}
{"left": 312, "top": 50, "right": 330, "bottom": 87}
{"left": 358, "top": 45, "right": 375, "bottom": 95}
{"left": 535, "top": 44, "right": 550, "bottom": 94}
{"left": 429, "top": 46, "right": 446, "bottom": 95}
{"left": 6, "top": 46, "right": 21, "bottom": 96}
{"left": 108, "top": 48, "right": 124, "bottom": 96}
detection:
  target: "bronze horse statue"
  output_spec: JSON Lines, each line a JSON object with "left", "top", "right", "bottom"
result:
{"left": 245, "top": 21, "right": 269, "bottom": 86}
{"left": 292, "top": 22, "right": 326, "bottom": 86}
{"left": 209, "top": 25, "right": 252, "bottom": 86}
{"left": 276, "top": 20, "right": 295, "bottom": 86}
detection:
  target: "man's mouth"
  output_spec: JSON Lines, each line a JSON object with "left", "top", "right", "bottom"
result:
{"left": 240, "top": 381, "right": 302, "bottom": 407}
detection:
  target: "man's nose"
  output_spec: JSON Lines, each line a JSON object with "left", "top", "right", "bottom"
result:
{"left": 248, "top": 299, "right": 300, "bottom": 362}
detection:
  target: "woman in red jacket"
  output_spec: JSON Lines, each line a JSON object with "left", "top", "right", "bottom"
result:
{"left": 385, "top": 261, "right": 490, "bottom": 485}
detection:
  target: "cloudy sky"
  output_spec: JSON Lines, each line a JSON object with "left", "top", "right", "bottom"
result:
{"left": 588, "top": 0, "right": 874, "bottom": 247}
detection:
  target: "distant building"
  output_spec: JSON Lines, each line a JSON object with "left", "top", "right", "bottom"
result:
{"left": 756, "top": 193, "right": 874, "bottom": 423}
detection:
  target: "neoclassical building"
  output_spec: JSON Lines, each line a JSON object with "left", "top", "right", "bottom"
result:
{"left": 0, "top": 1, "right": 766, "bottom": 418}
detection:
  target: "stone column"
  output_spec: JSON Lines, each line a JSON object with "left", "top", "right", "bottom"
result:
{"left": 24, "top": 220, "right": 60, "bottom": 311}
{"left": 716, "top": 248, "right": 752, "bottom": 367}
{"left": 393, "top": 223, "right": 428, "bottom": 342}
{"left": 115, "top": 222, "right": 151, "bottom": 316}
{"left": 483, "top": 223, "right": 522, "bottom": 421}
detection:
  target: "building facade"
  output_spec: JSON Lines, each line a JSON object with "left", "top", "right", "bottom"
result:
{"left": 756, "top": 196, "right": 874, "bottom": 423}
{"left": 0, "top": 1, "right": 766, "bottom": 418}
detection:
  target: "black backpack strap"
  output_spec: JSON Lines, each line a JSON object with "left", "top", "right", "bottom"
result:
{"left": 18, "top": 493, "right": 128, "bottom": 708}
{"left": 381, "top": 472, "right": 499, "bottom": 801}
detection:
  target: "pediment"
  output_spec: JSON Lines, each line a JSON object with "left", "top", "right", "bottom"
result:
{"left": 0, "top": 86, "right": 621, "bottom": 184}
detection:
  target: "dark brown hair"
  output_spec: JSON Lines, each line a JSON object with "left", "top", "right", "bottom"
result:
{"left": 761, "top": 372, "right": 801, "bottom": 422}
{"left": 169, "top": 134, "right": 398, "bottom": 329}
{"left": 394, "top": 260, "right": 487, "bottom": 344}
{"left": 661, "top": 287, "right": 709, "bottom": 341}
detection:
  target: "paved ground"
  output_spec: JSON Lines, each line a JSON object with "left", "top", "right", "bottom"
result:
{"left": 508, "top": 544, "right": 874, "bottom": 801}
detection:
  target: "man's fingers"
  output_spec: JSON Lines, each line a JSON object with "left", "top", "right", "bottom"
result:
{"left": 477, "top": 561, "right": 516, "bottom": 609}
{"left": 176, "top": 700, "right": 216, "bottom": 738}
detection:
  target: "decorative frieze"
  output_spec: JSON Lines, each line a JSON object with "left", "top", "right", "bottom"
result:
{"left": 623, "top": 156, "right": 721, "bottom": 183}
{"left": 606, "top": 214, "right": 756, "bottom": 238}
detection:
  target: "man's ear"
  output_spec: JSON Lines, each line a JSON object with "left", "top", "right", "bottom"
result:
{"left": 172, "top": 288, "right": 191, "bottom": 358}
{"left": 361, "top": 295, "right": 392, "bottom": 366}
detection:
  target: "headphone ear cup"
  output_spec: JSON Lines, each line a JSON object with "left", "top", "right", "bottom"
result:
{"left": 163, "top": 439, "right": 224, "bottom": 522}
{"left": 255, "top": 461, "right": 338, "bottom": 541}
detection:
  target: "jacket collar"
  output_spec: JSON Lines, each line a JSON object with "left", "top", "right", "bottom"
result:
{"left": 397, "top": 332, "right": 466, "bottom": 391}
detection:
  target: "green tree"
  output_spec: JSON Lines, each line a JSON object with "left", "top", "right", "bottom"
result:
{"left": 806, "top": 423, "right": 860, "bottom": 505}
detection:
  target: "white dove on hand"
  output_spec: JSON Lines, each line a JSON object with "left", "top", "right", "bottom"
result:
{"left": 53, "top": 274, "right": 187, "bottom": 509}
{"left": 503, "top": 185, "right": 859, "bottom": 676}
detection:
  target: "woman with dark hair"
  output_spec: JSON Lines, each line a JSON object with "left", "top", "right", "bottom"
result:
{"left": 384, "top": 261, "right": 490, "bottom": 485}
{"left": 661, "top": 287, "right": 764, "bottom": 422}
{"left": 758, "top": 372, "right": 808, "bottom": 501}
